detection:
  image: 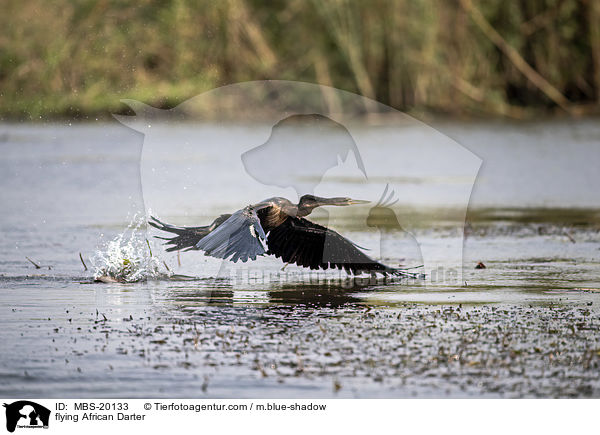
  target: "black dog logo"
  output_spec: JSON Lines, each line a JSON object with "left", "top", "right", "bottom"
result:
{"left": 3, "top": 401, "right": 50, "bottom": 433}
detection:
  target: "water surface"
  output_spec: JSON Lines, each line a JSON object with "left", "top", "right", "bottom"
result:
{"left": 0, "top": 121, "right": 599, "bottom": 398}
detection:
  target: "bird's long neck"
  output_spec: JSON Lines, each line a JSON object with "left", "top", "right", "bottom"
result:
{"left": 273, "top": 198, "right": 311, "bottom": 219}
{"left": 297, "top": 197, "right": 327, "bottom": 217}
{"left": 296, "top": 204, "right": 314, "bottom": 217}
{"left": 296, "top": 195, "right": 322, "bottom": 217}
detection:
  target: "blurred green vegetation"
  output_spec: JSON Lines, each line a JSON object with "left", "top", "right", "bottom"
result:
{"left": 0, "top": 0, "right": 599, "bottom": 119}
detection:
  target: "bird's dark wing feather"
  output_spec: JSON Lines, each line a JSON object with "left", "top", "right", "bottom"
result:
{"left": 265, "top": 216, "right": 393, "bottom": 275}
{"left": 149, "top": 215, "right": 231, "bottom": 252}
{"left": 195, "top": 206, "right": 267, "bottom": 262}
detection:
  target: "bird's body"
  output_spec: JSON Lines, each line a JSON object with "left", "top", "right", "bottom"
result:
{"left": 149, "top": 195, "right": 419, "bottom": 278}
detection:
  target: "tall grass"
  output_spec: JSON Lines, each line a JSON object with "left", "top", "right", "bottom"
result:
{"left": 0, "top": 0, "right": 597, "bottom": 119}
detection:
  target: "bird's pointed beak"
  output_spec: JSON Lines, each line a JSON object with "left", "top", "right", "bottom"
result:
{"left": 347, "top": 198, "right": 370, "bottom": 205}
{"left": 324, "top": 197, "right": 370, "bottom": 206}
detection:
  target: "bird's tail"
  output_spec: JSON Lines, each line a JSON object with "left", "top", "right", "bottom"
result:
{"left": 148, "top": 216, "right": 212, "bottom": 252}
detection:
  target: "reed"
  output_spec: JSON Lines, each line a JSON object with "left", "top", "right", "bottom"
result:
{"left": 0, "top": 0, "right": 597, "bottom": 119}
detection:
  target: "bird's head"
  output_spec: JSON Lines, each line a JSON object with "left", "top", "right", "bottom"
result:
{"left": 297, "top": 194, "right": 369, "bottom": 216}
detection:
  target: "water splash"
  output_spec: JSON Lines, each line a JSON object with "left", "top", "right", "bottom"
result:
{"left": 92, "top": 215, "right": 170, "bottom": 282}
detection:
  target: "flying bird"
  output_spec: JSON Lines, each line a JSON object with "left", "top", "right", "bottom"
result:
{"left": 149, "top": 195, "right": 420, "bottom": 278}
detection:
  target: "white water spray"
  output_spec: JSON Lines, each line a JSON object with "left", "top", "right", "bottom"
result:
{"left": 92, "top": 215, "right": 169, "bottom": 282}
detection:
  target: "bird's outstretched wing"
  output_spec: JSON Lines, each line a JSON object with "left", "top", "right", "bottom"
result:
{"left": 266, "top": 216, "right": 399, "bottom": 275}
{"left": 195, "top": 206, "right": 267, "bottom": 262}
{"left": 148, "top": 215, "right": 231, "bottom": 252}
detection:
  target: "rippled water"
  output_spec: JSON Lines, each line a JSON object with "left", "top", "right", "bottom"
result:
{"left": 0, "top": 120, "right": 599, "bottom": 398}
